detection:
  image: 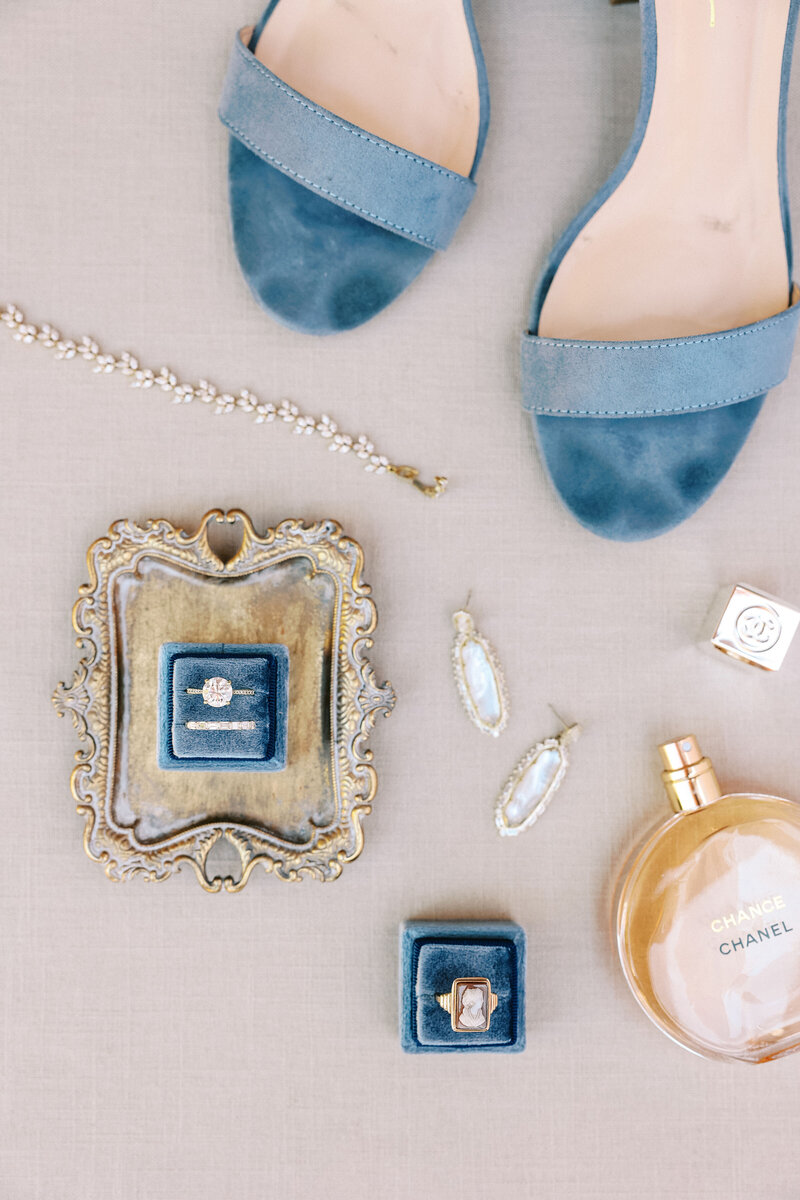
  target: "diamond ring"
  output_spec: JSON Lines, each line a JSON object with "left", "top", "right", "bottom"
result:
{"left": 186, "top": 677, "right": 255, "bottom": 707}
{"left": 435, "top": 978, "right": 498, "bottom": 1032}
{"left": 185, "top": 720, "right": 256, "bottom": 731}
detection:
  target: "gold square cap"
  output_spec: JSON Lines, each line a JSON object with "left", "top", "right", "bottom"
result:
{"left": 711, "top": 583, "right": 800, "bottom": 672}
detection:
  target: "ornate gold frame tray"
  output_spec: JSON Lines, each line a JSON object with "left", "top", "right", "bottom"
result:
{"left": 53, "top": 511, "right": 395, "bottom": 890}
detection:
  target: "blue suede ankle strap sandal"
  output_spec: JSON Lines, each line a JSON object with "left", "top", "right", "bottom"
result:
{"left": 219, "top": 0, "right": 489, "bottom": 335}
{"left": 521, "top": 0, "right": 800, "bottom": 541}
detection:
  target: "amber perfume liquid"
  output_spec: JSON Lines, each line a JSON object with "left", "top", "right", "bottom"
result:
{"left": 616, "top": 736, "right": 800, "bottom": 1063}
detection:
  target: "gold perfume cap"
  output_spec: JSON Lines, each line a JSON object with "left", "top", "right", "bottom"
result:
{"left": 658, "top": 735, "right": 722, "bottom": 812}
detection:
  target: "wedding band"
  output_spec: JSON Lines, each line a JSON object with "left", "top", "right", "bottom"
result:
{"left": 185, "top": 721, "right": 255, "bottom": 731}
{"left": 185, "top": 677, "right": 255, "bottom": 707}
{"left": 435, "top": 977, "right": 498, "bottom": 1033}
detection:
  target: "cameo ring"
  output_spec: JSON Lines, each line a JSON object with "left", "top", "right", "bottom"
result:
{"left": 435, "top": 977, "right": 498, "bottom": 1033}
{"left": 186, "top": 677, "right": 256, "bottom": 707}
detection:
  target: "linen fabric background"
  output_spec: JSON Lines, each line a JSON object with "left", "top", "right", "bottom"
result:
{"left": 2, "top": 2, "right": 800, "bottom": 1197}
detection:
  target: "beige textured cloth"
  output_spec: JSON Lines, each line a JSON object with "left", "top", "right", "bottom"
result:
{"left": 2, "top": 2, "right": 800, "bottom": 1198}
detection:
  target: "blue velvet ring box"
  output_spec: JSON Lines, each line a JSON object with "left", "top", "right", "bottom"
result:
{"left": 400, "top": 921, "right": 526, "bottom": 1054}
{"left": 157, "top": 642, "right": 289, "bottom": 771}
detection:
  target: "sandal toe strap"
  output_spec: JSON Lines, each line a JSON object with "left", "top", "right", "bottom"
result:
{"left": 219, "top": 28, "right": 476, "bottom": 251}
{"left": 521, "top": 290, "right": 800, "bottom": 417}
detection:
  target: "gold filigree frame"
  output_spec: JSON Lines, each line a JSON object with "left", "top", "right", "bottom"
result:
{"left": 53, "top": 511, "right": 395, "bottom": 890}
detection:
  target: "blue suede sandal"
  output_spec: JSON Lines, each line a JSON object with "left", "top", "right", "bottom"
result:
{"left": 521, "top": 0, "right": 800, "bottom": 541}
{"left": 219, "top": 0, "right": 489, "bottom": 335}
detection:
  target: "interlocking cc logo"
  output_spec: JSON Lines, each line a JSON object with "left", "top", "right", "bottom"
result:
{"left": 735, "top": 605, "right": 781, "bottom": 653}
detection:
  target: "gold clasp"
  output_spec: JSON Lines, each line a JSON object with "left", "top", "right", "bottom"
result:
{"left": 388, "top": 464, "right": 448, "bottom": 498}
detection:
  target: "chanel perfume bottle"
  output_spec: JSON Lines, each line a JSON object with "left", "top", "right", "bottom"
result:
{"left": 616, "top": 736, "right": 800, "bottom": 1063}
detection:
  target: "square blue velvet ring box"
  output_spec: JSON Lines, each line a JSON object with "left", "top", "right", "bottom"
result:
{"left": 400, "top": 921, "right": 526, "bottom": 1053}
{"left": 158, "top": 642, "right": 289, "bottom": 772}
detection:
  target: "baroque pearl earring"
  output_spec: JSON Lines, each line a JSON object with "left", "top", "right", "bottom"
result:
{"left": 451, "top": 605, "right": 509, "bottom": 737}
{"left": 495, "top": 717, "right": 581, "bottom": 837}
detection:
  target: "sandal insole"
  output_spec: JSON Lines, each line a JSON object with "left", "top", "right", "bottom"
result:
{"left": 255, "top": 0, "right": 481, "bottom": 177}
{"left": 539, "top": 0, "right": 792, "bottom": 342}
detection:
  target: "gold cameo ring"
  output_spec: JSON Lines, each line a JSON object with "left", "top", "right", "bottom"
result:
{"left": 435, "top": 977, "right": 498, "bottom": 1033}
{"left": 186, "top": 677, "right": 256, "bottom": 707}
